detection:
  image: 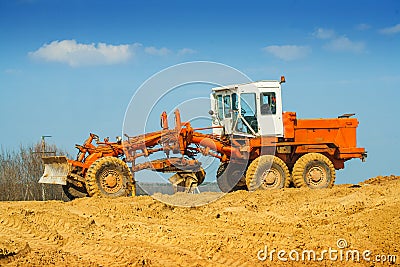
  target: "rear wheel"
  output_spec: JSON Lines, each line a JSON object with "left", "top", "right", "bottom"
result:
{"left": 292, "top": 153, "right": 335, "bottom": 189}
{"left": 246, "top": 155, "right": 290, "bottom": 191}
{"left": 85, "top": 157, "right": 135, "bottom": 198}
{"left": 216, "top": 163, "right": 248, "bottom": 192}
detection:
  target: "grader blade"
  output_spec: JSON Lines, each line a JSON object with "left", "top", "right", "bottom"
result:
{"left": 39, "top": 156, "right": 70, "bottom": 185}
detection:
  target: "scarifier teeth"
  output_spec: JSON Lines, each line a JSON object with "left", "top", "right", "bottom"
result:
{"left": 169, "top": 172, "right": 200, "bottom": 193}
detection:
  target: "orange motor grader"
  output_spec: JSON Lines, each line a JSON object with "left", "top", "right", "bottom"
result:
{"left": 39, "top": 77, "right": 366, "bottom": 199}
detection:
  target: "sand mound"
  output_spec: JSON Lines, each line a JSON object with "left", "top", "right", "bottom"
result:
{"left": 0, "top": 177, "right": 398, "bottom": 266}
{"left": 360, "top": 174, "right": 400, "bottom": 185}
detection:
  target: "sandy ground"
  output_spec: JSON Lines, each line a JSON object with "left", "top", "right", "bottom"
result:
{"left": 0, "top": 176, "right": 399, "bottom": 266}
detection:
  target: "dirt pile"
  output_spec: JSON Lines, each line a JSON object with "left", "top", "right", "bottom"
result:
{"left": 0, "top": 177, "right": 399, "bottom": 266}
{"left": 360, "top": 174, "right": 400, "bottom": 185}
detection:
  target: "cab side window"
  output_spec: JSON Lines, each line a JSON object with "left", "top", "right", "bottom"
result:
{"left": 223, "top": 95, "right": 231, "bottom": 118}
{"left": 260, "top": 92, "right": 276, "bottom": 115}
{"left": 217, "top": 95, "right": 223, "bottom": 120}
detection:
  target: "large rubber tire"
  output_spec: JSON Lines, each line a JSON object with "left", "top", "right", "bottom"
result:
{"left": 85, "top": 157, "right": 135, "bottom": 198}
{"left": 216, "top": 163, "right": 248, "bottom": 192}
{"left": 292, "top": 153, "right": 336, "bottom": 189}
{"left": 62, "top": 182, "right": 88, "bottom": 201}
{"left": 245, "top": 155, "right": 290, "bottom": 191}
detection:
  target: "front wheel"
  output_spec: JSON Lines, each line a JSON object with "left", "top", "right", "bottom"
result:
{"left": 292, "top": 153, "right": 336, "bottom": 189}
{"left": 85, "top": 157, "right": 135, "bottom": 198}
{"left": 62, "top": 181, "right": 88, "bottom": 201}
{"left": 216, "top": 163, "right": 248, "bottom": 193}
{"left": 245, "top": 155, "right": 290, "bottom": 191}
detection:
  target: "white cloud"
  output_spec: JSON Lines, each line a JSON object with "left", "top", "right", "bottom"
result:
{"left": 313, "top": 27, "right": 367, "bottom": 54}
{"left": 263, "top": 45, "right": 311, "bottom": 61}
{"left": 29, "top": 40, "right": 136, "bottom": 67}
{"left": 144, "top": 46, "right": 171, "bottom": 56}
{"left": 29, "top": 40, "right": 196, "bottom": 66}
{"left": 355, "top": 23, "right": 370, "bottom": 31}
{"left": 313, "top": 28, "right": 335, "bottom": 39}
{"left": 4, "top": 68, "right": 22, "bottom": 75}
{"left": 379, "top": 23, "right": 400, "bottom": 35}
{"left": 324, "top": 36, "right": 365, "bottom": 53}
{"left": 177, "top": 48, "right": 197, "bottom": 56}
{"left": 379, "top": 74, "right": 400, "bottom": 83}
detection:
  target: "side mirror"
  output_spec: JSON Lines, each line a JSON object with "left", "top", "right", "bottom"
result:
{"left": 208, "top": 110, "right": 214, "bottom": 115}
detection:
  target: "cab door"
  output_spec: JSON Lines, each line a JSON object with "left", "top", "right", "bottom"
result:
{"left": 221, "top": 94, "right": 233, "bottom": 134}
{"left": 212, "top": 92, "right": 235, "bottom": 135}
{"left": 234, "top": 92, "right": 258, "bottom": 135}
{"left": 258, "top": 88, "right": 284, "bottom": 137}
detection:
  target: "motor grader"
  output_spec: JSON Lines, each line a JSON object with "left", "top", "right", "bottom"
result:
{"left": 39, "top": 76, "right": 366, "bottom": 199}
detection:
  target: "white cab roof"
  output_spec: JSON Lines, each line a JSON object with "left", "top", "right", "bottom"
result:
{"left": 212, "top": 80, "right": 281, "bottom": 92}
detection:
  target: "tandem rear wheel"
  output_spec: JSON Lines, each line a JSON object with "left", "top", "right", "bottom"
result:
{"left": 245, "top": 155, "right": 291, "bottom": 191}
{"left": 292, "top": 153, "right": 336, "bottom": 189}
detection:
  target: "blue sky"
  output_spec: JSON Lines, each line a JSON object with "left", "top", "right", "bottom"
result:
{"left": 1, "top": 0, "right": 400, "bottom": 184}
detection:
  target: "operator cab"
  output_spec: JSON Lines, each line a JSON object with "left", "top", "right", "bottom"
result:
{"left": 210, "top": 78, "right": 284, "bottom": 137}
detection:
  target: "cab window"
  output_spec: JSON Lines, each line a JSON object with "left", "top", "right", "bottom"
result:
{"left": 223, "top": 95, "right": 231, "bottom": 118}
{"left": 232, "top": 93, "right": 238, "bottom": 111}
{"left": 240, "top": 93, "right": 258, "bottom": 133}
{"left": 260, "top": 92, "right": 276, "bottom": 115}
{"left": 217, "top": 95, "right": 223, "bottom": 120}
